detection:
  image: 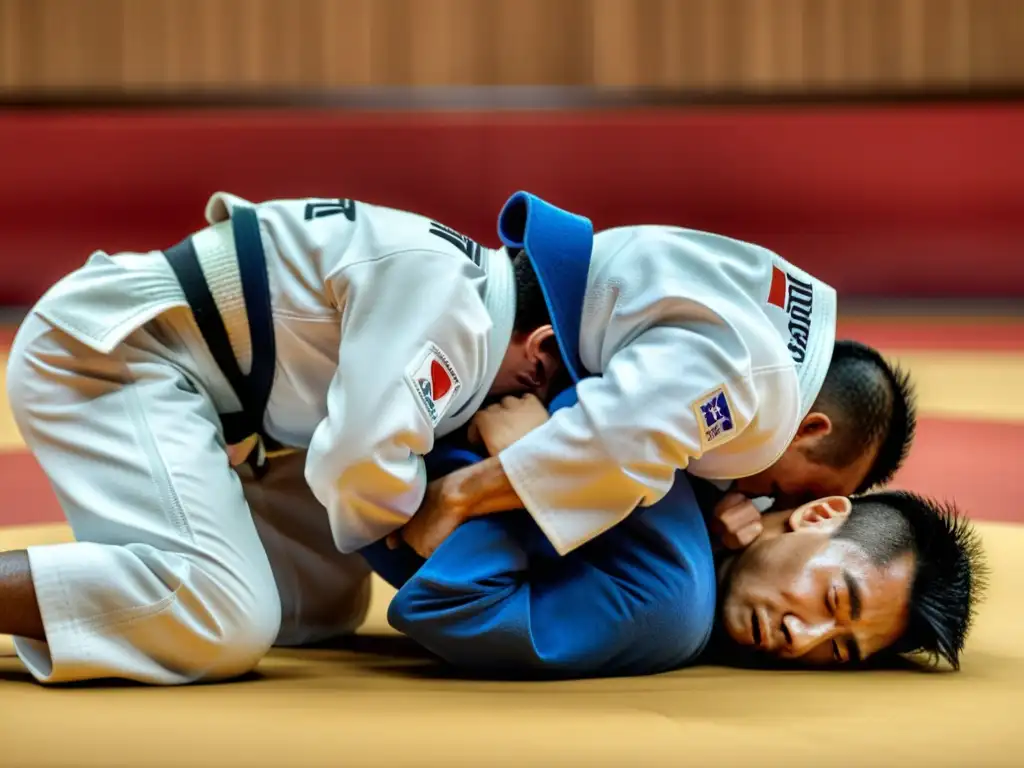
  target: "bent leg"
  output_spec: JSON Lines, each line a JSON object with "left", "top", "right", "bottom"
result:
{"left": 4, "top": 313, "right": 281, "bottom": 684}
{"left": 243, "top": 450, "right": 372, "bottom": 647}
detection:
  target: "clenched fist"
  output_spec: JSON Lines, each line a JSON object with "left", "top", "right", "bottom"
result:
{"left": 710, "top": 492, "right": 765, "bottom": 550}
{"left": 468, "top": 394, "right": 550, "bottom": 457}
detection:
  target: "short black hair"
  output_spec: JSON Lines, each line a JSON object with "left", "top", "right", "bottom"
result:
{"left": 511, "top": 249, "right": 552, "bottom": 333}
{"left": 808, "top": 340, "right": 917, "bottom": 492}
{"left": 837, "top": 491, "right": 988, "bottom": 670}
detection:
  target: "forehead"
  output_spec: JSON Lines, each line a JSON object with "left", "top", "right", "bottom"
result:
{"left": 826, "top": 541, "right": 914, "bottom": 657}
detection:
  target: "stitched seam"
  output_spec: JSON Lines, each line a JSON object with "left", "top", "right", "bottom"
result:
{"left": 75, "top": 585, "right": 183, "bottom": 630}
{"left": 119, "top": 363, "right": 197, "bottom": 544}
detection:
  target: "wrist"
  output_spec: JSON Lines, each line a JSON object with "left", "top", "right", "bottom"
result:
{"left": 443, "top": 456, "right": 522, "bottom": 519}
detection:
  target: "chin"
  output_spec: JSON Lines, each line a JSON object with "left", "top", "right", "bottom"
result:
{"left": 703, "top": 618, "right": 762, "bottom": 668}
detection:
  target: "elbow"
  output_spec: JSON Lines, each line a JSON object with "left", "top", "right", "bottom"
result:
{"left": 387, "top": 577, "right": 524, "bottom": 671}
{"left": 386, "top": 573, "right": 499, "bottom": 631}
{"left": 386, "top": 581, "right": 431, "bottom": 634}
{"left": 385, "top": 582, "right": 466, "bottom": 662}
{"left": 309, "top": 458, "right": 425, "bottom": 555}
{"left": 385, "top": 575, "right": 466, "bottom": 637}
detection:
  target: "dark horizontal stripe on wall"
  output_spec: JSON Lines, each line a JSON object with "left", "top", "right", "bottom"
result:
{"left": 3, "top": 85, "right": 1024, "bottom": 112}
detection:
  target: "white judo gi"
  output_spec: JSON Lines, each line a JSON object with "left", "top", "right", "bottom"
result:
{"left": 7, "top": 193, "right": 515, "bottom": 683}
{"left": 497, "top": 220, "right": 837, "bottom": 554}
{"left": 5, "top": 191, "right": 835, "bottom": 684}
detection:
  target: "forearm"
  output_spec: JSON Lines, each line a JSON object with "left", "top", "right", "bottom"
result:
{"left": 389, "top": 512, "right": 624, "bottom": 676}
{"left": 443, "top": 456, "right": 524, "bottom": 520}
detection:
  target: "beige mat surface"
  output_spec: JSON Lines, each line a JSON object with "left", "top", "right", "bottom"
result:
{"left": 0, "top": 521, "right": 1021, "bottom": 767}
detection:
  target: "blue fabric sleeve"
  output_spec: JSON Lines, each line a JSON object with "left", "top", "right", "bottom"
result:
{"left": 359, "top": 390, "right": 580, "bottom": 588}
{"left": 358, "top": 446, "right": 480, "bottom": 589}
{"left": 388, "top": 475, "right": 717, "bottom": 678}
{"left": 367, "top": 385, "right": 717, "bottom": 678}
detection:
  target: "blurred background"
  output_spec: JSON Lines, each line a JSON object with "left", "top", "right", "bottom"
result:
{"left": 1, "top": 9, "right": 1024, "bottom": 763}
{"left": 1, "top": 0, "right": 1023, "bottom": 306}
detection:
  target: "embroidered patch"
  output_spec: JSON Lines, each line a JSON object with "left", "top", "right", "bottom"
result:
{"left": 405, "top": 342, "right": 463, "bottom": 427}
{"left": 692, "top": 386, "right": 736, "bottom": 450}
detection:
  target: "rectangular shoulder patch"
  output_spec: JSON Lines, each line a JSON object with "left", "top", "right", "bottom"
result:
{"left": 405, "top": 342, "right": 463, "bottom": 427}
{"left": 692, "top": 385, "right": 736, "bottom": 451}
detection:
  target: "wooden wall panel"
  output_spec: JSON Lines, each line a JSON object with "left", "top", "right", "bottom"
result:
{"left": 0, "top": 0, "right": 1022, "bottom": 93}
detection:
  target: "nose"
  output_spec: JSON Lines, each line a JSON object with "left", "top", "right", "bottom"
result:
{"left": 781, "top": 613, "right": 836, "bottom": 657}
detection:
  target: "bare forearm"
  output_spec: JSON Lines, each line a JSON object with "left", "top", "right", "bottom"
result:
{"left": 392, "top": 456, "right": 525, "bottom": 557}
{"left": 0, "top": 550, "right": 45, "bottom": 641}
{"left": 447, "top": 456, "right": 523, "bottom": 519}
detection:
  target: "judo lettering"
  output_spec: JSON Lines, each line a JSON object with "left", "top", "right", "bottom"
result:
{"left": 784, "top": 276, "right": 814, "bottom": 364}
{"left": 304, "top": 199, "right": 357, "bottom": 222}
{"left": 428, "top": 222, "right": 483, "bottom": 266}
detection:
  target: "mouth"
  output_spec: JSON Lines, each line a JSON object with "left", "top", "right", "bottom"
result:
{"left": 749, "top": 608, "right": 775, "bottom": 652}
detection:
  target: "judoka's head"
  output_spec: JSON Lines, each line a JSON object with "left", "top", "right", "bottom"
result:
{"left": 717, "top": 491, "right": 986, "bottom": 669}
{"left": 489, "top": 250, "right": 566, "bottom": 398}
{"left": 734, "top": 341, "right": 916, "bottom": 507}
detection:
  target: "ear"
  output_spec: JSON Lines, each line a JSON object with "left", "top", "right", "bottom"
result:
{"left": 521, "top": 325, "right": 564, "bottom": 397}
{"left": 523, "top": 324, "right": 556, "bottom": 360}
{"left": 794, "top": 411, "right": 833, "bottom": 442}
{"left": 788, "top": 496, "right": 852, "bottom": 534}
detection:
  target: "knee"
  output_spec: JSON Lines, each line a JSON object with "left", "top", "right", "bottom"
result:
{"left": 209, "top": 600, "right": 281, "bottom": 681}
{"left": 179, "top": 559, "right": 283, "bottom": 682}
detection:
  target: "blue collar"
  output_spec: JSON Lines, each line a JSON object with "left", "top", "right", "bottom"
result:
{"left": 497, "top": 191, "right": 593, "bottom": 383}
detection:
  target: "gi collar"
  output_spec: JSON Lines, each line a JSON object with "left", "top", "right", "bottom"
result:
{"left": 497, "top": 191, "right": 593, "bottom": 383}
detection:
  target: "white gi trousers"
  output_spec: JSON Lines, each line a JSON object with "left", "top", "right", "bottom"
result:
{"left": 6, "top": 310, "right": 371, "bottom": 685}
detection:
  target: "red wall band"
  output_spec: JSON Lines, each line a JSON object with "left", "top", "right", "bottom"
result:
{"left": 1, "top": 103, "right": 1022, "bottom": 305}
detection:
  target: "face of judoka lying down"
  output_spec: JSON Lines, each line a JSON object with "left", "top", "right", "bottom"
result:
{"left": 715, "top": 492, "right": 984, "bottom": 670}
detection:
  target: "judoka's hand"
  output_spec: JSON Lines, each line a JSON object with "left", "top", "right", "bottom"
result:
{"left": 387, "top": 457, "right": 523, "bottom": 558}
{"left": 387, "top": 474, "right": 464, "bottom": 558}
{"left": 710, "top": 492, "right": 764, "bottom": 550}
{"left": 468, "top": 394, "right": 550, "bottom": 457}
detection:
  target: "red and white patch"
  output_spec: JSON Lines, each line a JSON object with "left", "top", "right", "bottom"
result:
{"left": 767, "top": 265, "right": 788, "bottom": 310}
{"left": 405, "top": 342, "right": 463, "bottom": 427}
{"left": 765, "top": 262, "right": 816, "bottom": 365}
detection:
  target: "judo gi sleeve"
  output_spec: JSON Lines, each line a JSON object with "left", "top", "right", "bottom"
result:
{"left": 305, "top": 251, "right": 490, "bottom": 554}
{"left": 387, "top": 472, "right": 716, "bottom": 678}
{"left": 498, "top": 324, "right": 761, "bottom": 555}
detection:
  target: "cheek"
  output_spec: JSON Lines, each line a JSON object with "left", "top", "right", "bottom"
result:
{"left": 751, "top": 540, "right": 831, "bottom": 605}
{"left": 800, "top": 467, "right": 847, "bottom": 499}
{"left": 786, "top": 556, "right": 831, "bottom": 605}
{"left": 734, "top": 467, "right": 775, "bottom": 497}
{"left": 732, "top": 541, "right": 805, "bottom": 595}
{"left": 779, "top": 459, "right": 817, "bottom": 494}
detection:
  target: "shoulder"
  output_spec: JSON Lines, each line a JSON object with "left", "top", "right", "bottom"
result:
{"left": 590, "top": 226, "right": 778, "bottom": 322}
{"left": 357, "top": 204, "right": 488, "bottom": 269}
{"left": 611, "top": 507, "right": 717, "bottom": 672}
{"left": 688, "top": 363, "right": 801, "bottom": 479}
{"left": 593, "top": 225, "right": 777, "bottom": 270}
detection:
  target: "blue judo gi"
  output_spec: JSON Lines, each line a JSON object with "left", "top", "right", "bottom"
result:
{"left": 360, "top": 387, "right": 718, "bottom": 678}
{"left": 359, "top": 191, "right": 718, "bottom": 678}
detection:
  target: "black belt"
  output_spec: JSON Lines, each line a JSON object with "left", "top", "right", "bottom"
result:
{"left": 162, "top": 206, "right": 278, "bottom": 472}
